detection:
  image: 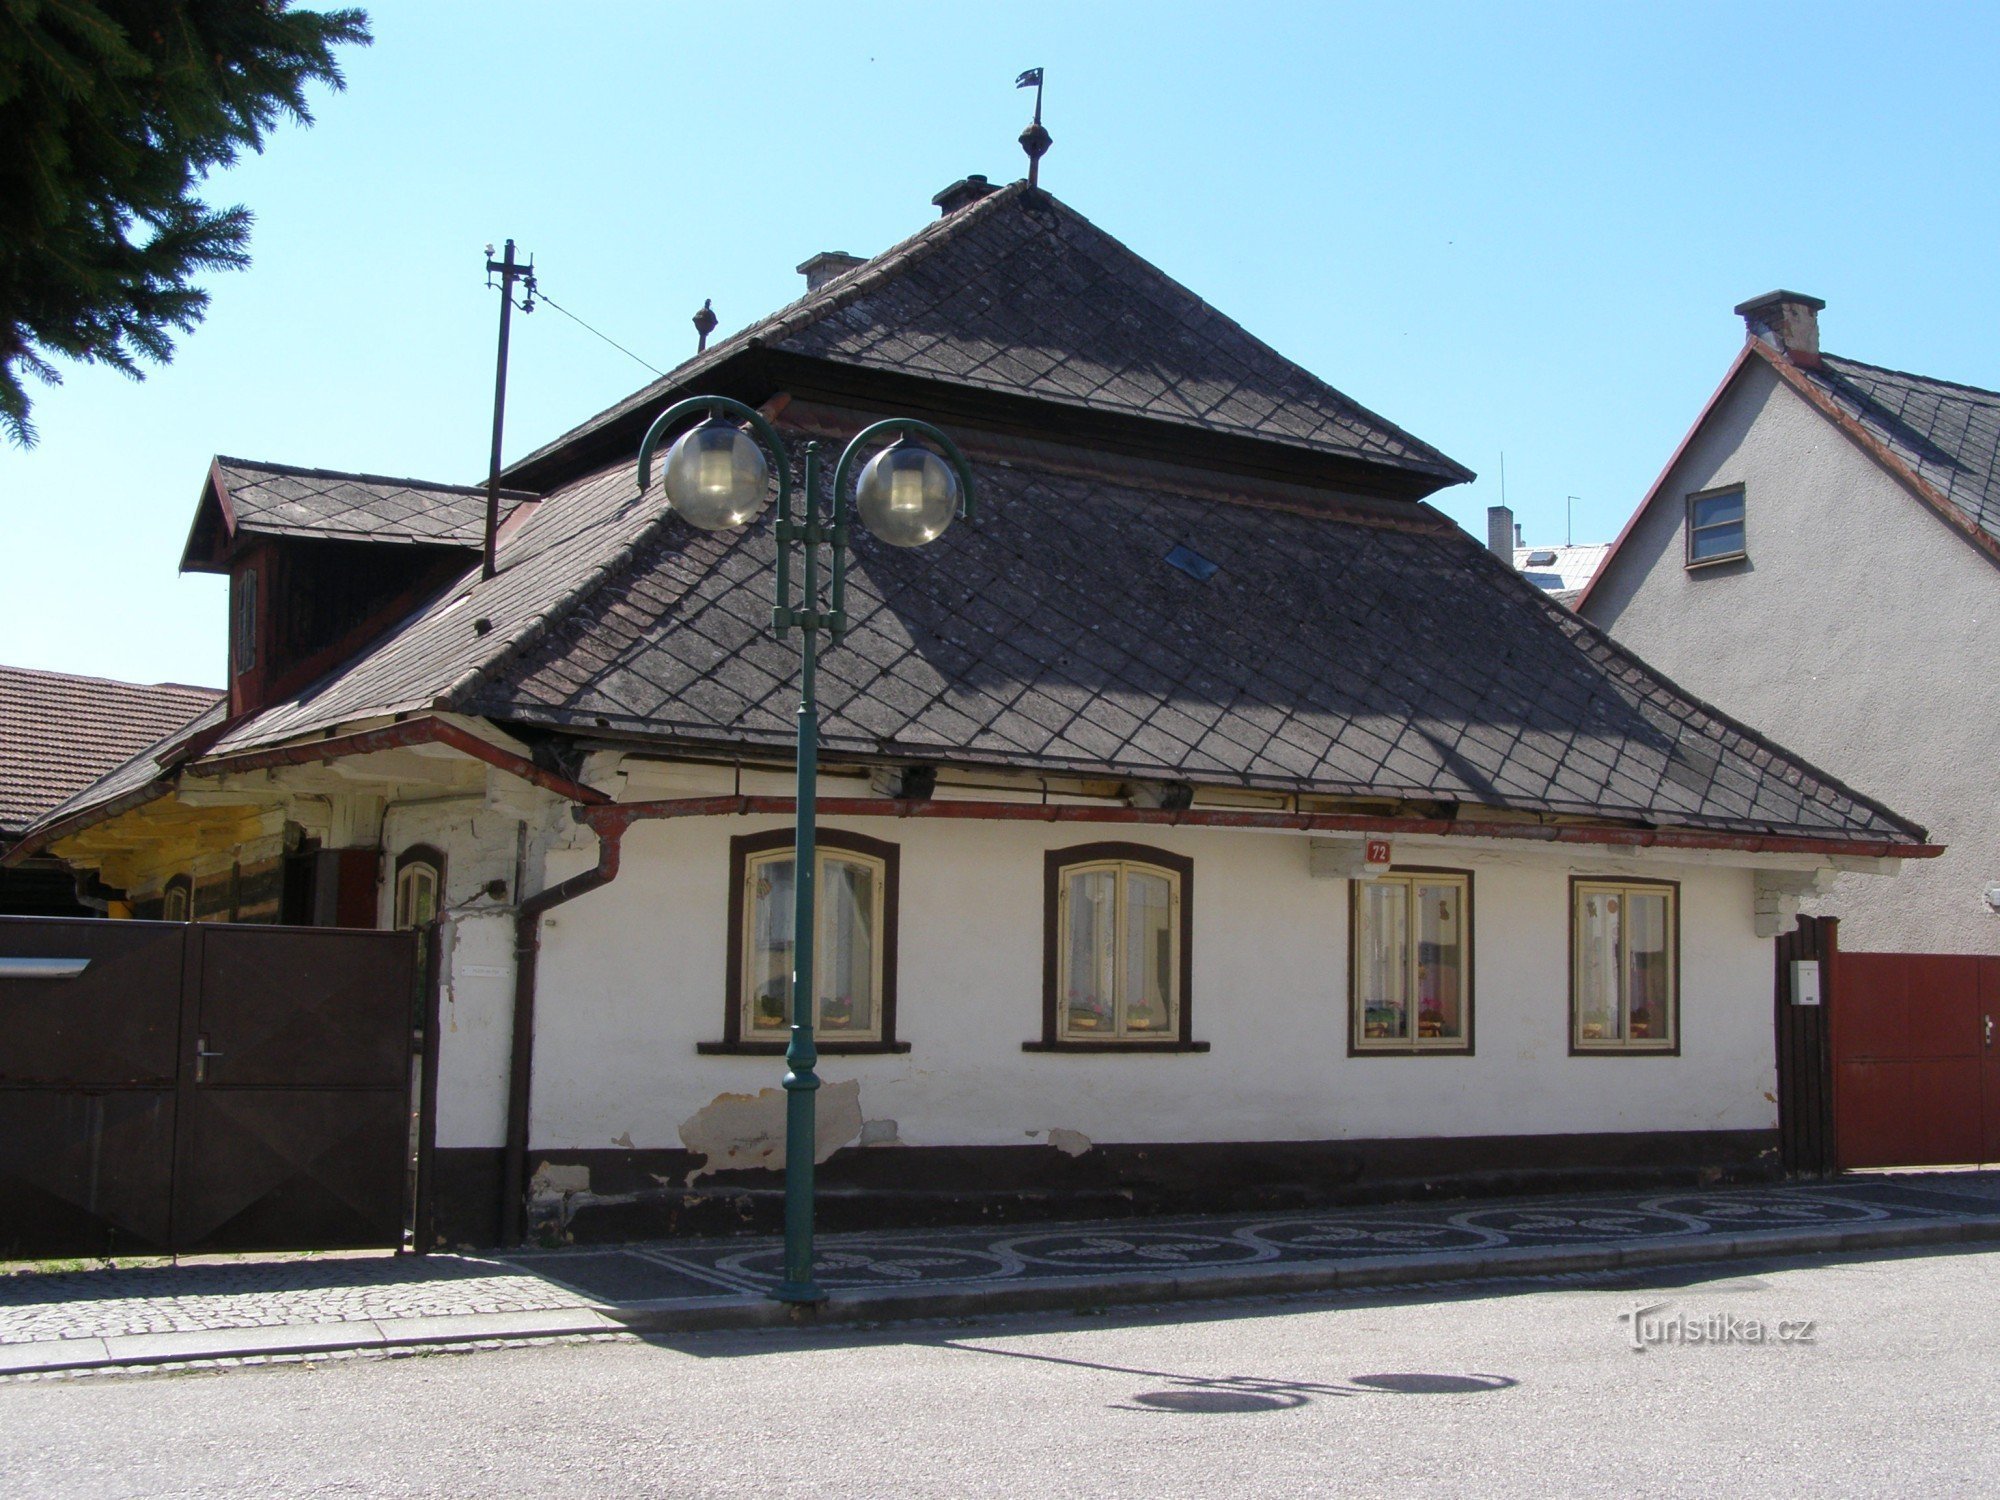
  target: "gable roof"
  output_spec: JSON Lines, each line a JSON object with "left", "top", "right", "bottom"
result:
{"left": 1800, "top": 354, "right": 2000, "bottom": 548}
{"left": 1580, "top": 340, "right": 2000, "bottom": 616}
{"left": 507, "top": 181, "right": 1471, "bottom": 495}
{"left": 181, "top": 417, "right": 1925, "bottom": 850}
{"left": 180, "top": 457, "right": 537, "bottom": 573}
{"left": 0, "top": 666, "right": 221, "bottom": 836}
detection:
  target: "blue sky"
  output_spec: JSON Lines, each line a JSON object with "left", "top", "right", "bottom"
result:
{"left": 6, "top": 1, "right": 1998, "bottom": 688}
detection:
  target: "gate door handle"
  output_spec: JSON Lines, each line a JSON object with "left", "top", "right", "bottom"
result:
{"left": 195, "top": 1036, "right": 225, "bottom": 1083}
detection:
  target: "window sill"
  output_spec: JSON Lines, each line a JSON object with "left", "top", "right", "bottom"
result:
{"left": 1350, "top": 1045, "right": 1473, "bottom": 1057}
{"left": 1568, "top": 1043, "right": 1679, "bottom": 1057}
{"left": 696, "top": 1040, "right": 912, "bottom": 1056}
{"left": 1685, "top": 551, "right": 1747, "bottom": 571}
{"left": 1022, "top": 1040, "right": 1211, "bottom": 1054}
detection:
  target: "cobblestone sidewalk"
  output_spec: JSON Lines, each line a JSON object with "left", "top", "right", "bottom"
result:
{"left": 3, "top": 1172, "right": 1996, "bottom": 1374}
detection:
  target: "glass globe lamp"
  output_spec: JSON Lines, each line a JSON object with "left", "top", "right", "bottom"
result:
{"left": 662, "top": 417, "right": 770, "bottom": 531}
{"left": 855, "top": 438, "right": 959, "bottom": 548}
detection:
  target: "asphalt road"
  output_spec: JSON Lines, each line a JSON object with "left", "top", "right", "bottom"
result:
{"left": 2, "top": 1245, "right": 1995, "bottom": 1498}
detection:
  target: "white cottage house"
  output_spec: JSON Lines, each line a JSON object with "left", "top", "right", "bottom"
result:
{"left": 11, "top": 186, "right": 1933, "bottom": 1245}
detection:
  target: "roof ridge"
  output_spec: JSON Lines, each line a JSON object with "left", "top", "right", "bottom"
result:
{"left": 217, "top": 454, "right": 538, "bottom": 499}
{"left": 1818, "top": 352, "right": 2000, "bottom": 404}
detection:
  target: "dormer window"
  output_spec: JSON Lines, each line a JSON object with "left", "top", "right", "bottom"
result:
{"left": 1686, "top": 486, "right": 1746, "bottom": 567}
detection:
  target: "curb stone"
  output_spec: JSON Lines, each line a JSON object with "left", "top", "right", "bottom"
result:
{"left": 6, "top": 1214, "right": 1996, "bottom": 1376}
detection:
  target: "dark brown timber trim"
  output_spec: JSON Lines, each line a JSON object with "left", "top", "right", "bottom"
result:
{"left": 577, "top": 795, "right": 1938, "bottom": 861}
{"left": 186, "top": 717, "right": 610, "bottom": 807}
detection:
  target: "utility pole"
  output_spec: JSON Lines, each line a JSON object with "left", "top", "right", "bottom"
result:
{"left": 483, "top": 240, "right": 536, "bottom": 580}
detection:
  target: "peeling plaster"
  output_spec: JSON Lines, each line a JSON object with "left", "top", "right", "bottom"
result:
{"left": 611, "top": 1131, "right": 635, "bottom": 1149}
{"left": 530, "top": 1161, "right": 590, "bottom": 1195}
{"left": 1046, "top": 1128, "right": 1093, "bottom": 1157}
{"left": 679, "top": 1079, "right": 863, "bottom": 1182}
{"left": 859, "top": 1118, "right": 900, "bottom": 1147}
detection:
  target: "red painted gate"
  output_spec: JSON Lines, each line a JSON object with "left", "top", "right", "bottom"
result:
{"left": 1832, "top": 952, "right": 2000, "bottom": 1169}
{"left": 0, "top": 916, "right": 420, "bottom": 1257}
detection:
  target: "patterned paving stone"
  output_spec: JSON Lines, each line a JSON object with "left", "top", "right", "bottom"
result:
{"left": 4, "top": 1175, "right": 1995, "bottom": 1352}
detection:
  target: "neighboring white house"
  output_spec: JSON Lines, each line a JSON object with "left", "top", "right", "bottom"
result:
{"left": 11, "top": 194, "right": 1932, "bottom": 1246}
{"left": 1580, "top": 291, "right": 1998, "bottom": 957}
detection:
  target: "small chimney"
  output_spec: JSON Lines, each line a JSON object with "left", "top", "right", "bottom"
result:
{"left": 932, "top": 173, "right": 995, "bottom": 216}
{"left": 1487, "top": 505, "right": 1515, "bottom": 560}
{"left": 797, "top": 251, "right": 864, "bottom": 292}
{"left": 1514, "top": 522, "right": 1524, "bottom": 550}
{"left": 1735, "top": 289, "right": 1825, "bottom": 368}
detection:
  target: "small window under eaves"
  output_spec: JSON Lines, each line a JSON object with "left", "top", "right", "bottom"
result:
{"left": 1686, "top": 486, "right": 1747, "bottom": 567}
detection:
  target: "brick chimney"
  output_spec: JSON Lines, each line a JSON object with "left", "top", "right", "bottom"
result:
{"left": 1735, "top": 290, "right": 1825, "bottom": 368}
{"left": 932, "top": 173, "right": 995, "bottom": 216}
{"left": 797, "top": 251, "right": 864, "bottom": 292}
{"left": 1487, "top": 505, "right": 1515, "bottom": 560}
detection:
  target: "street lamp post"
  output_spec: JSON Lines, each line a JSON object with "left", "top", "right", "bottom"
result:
{"left": 636, "top": 395, "right": 975, "bottom": 1305}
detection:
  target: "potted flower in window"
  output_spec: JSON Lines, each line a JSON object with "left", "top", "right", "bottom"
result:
{"left": 1066, "top": 991, "right": 1108, "bottom": 1031}
{"left": 822, "top": 993, "right": 854, "bottom": 1031}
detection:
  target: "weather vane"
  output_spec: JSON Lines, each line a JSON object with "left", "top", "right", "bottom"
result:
{"left": 1016, "top": 67, "right": 1051, "bottom": 188}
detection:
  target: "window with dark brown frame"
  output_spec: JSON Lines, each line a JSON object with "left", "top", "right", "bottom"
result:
{"left": 161, "top": 875, "right": 192, "bottom": 923}
{"left": 1349, "top": 867, "right": 1473, "bottom": 1055}
{"left": 1686, "top": 485, "right": 1746, "bottom": 567}
{"left": 1028, "top": 842, "right": 1205, "bottom": 1053}
{"left": 1570, "top": 877, "right": 1680, "bottom": 1055}
{"left": 702, "top": 827, "right": 908, "bottom": 1055}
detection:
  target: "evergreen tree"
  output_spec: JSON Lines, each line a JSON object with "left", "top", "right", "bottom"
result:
{"left": 0, "top": 1, "right": 370, "bottom": 445}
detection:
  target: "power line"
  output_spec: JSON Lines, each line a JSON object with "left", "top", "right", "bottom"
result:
{"left": 533, "top": 285, "right": 667, "bottom": 377}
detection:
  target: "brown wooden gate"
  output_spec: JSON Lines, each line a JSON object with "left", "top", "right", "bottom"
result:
{"left": 1831, "top": 950, "right": 1999, "bottom": 1169}
{"left": 0, "top": 916, "right": 418, "bottom": 1258}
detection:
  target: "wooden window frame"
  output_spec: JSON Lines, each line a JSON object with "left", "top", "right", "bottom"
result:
{"left": 1568, "top": 876, "right": 1681, "bottom": 1056}
{"left": 1028, "top": 841, "right": 1206, "bottom": 1054}
{"left": 161, "top": 875, "right": 192, "bottom": 923}
{"left": 1347, "top": 866, "right": 1475, "bottom": 1056}
{"left": 1685, "top": 484, "right": 1747, "bottom": 569}
{"left": 394, "top": 844, "right": 446, "bottom": 930}
{"left": 702, "top": 827, "right": 908, "bottom": 1056}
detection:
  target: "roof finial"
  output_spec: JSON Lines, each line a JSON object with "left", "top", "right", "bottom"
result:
{"left": 692, "top": 298, "right": 717, "bottom": 353}
{"left": 1016, "top": 67, "right": 1050, "bottom": 189}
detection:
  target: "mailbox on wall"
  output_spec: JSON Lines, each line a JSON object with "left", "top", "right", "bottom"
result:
{"left": 1790, "top": 959, "right": 1822, "bottom": 1007}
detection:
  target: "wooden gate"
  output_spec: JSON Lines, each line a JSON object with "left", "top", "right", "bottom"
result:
{"left": 0, "top": 916, "right": 418, "bottom": 1258}
{"left": 1831, "top": 950, "right": 1999, "bottom": 1169}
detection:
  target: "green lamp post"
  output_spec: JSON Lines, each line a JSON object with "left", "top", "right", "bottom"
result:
{"left": 636, "top": 395, "right": 975, "bottom": 1304}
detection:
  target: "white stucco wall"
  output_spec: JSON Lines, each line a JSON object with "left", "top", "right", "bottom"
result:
{"left": 370, "top": 792, "right": 532, "bottom": 1152}
{"left": 462, "top": 815, "right": 1782, "bottom": 1156}
{"left": 1584, "top": 357, "right": 2000, "bottom": 954}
